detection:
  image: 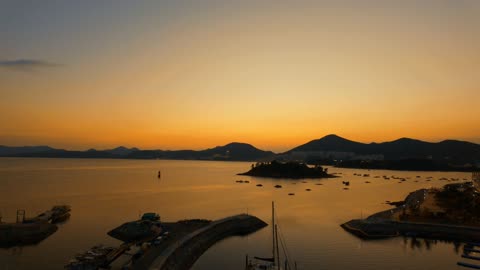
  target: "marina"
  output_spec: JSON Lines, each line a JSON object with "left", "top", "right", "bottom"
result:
{"left": 2, "top": 1, "right": 480, "bottom": 268}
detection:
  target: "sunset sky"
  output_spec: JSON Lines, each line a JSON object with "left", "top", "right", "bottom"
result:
{"left": 1, "top": 1, "right": 479, "bottom": 152}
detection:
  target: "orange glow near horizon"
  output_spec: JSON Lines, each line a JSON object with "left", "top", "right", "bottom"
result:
{"left": 1, "top": 2, "right": 479, "bottom": 152}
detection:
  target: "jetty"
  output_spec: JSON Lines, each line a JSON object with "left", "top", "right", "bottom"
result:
{"left": 0, "top": 205, "right": 71, "bottom": 248}
{"left": 143, "top": 214, "right": 266, "bottom": 270}
{"left": 65, "top": 213, "right": 266, "bottom": 270}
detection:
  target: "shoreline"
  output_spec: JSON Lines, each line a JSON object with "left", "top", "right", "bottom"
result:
{"left": 1, "top": 156, "right": 475, "bottom": 173}
{"left": 341, "top": 219, "right": 480, "bottom": 242}
{"left": 237, "top": 172, "right": 338, "bottom": 179}
{"left": 341, "top": 186, "right": 480, "bottom": 242}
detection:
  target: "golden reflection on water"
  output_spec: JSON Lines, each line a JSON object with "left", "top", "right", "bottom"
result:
{"left": 0, "top": 158, "right": 472, "bottom": 269}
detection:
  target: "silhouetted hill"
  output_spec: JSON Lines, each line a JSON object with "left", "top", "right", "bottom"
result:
{"left": 371, "top": 138, "right": 480, "bottom": 162}
{"left": 287, "top": 134, "right": 367, "bottom": 153}
{"left": 106, "top": 146, "right": 139, "bottom": 156}
{"left": 201, "top": 142, "right": 274, "bottom": 161}
{"left": 0, "top": 143, "right": 274, "bottom": 161}
{"left": 284, "top": 135, "right": 480, "bottom": 167}
{"left": 127, "top": 143, "right": 274, "bottom": 161}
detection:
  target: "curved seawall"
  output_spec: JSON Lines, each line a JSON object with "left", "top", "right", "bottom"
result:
{"left": 148, "top": 214, "right": 267, "bottom": 270}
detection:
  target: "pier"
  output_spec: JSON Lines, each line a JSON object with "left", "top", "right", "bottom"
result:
{"left": 139, "top": 214, "right": 267, "bottom": 270}
{"left": 0, "top": 205, "right": 71, "bottom": 248}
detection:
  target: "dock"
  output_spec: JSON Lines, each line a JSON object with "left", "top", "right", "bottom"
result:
{"left": 457, "top": 243, "right": 480, "bottom": 269}
{"left": 458, "top": 262, "right": 480, "bottom": 269}
{"left": 0, "top": 205, "right": 71, "bottom": 248}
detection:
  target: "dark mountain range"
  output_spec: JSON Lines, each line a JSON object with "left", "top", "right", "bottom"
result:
{"left": 284, "top": 134, "right": 480, "bottom": 165}
{"left": 0, "top": 145, "right": 55, "bottom": 156}
{"left": 0, "top": 143, "right": 274, "bottom": 161}
{"left": 1, "top": 135, "right": 479, "bottom": 167}
{"left": 105, "top": 146, "right": 139, "bottom": 156}
{"left": 127, "top": 143, "right": 275, "bottom": 161}
{"left": 370, "top": 138, "right": 480, "bottom": 162}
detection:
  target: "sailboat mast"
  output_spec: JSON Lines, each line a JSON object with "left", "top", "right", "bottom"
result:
{"left": 275, "top": 224, "right": 280, "bottom": 268}
{"left": 272, "top": 201, "right": 275, "bottom": 266}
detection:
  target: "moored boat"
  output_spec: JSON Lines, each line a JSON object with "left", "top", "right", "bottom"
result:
{"left": 245, "top": 202, "right": 296, "bottom": 270}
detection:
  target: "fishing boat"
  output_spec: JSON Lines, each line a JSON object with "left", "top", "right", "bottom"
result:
{"left": 245, "top": 202, "right": 296, "bottom": 270}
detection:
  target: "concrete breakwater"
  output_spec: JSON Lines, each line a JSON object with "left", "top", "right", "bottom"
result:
{"left": 342, "top": 219, "right": 480, "bottom": 241}
{"left": 0, "top": 205, "right": 71, "bottom": 248}
{"left": 0, "top": 222, "right": 58, "bottom": 247}
{"left": 148, "top": 214, "right": 267, "bottom": 270}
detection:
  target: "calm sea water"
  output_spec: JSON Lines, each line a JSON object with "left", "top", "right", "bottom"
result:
{"left": 0, "top": 158, "right": 472, "bottom": 269}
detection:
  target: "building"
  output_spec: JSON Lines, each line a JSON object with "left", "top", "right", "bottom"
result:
{"left": 473, "top": 171, "right": 480, "bottom": 190}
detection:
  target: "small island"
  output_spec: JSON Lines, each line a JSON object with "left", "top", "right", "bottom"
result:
{"left": 238, "top": 160, "right": 336, "bottom": 179}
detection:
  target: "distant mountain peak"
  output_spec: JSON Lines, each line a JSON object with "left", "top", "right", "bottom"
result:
{"left": 389, "top": 137, "right": 425, "bottom": 144}
{"left": 223, "top": 142, "right": 256, "bottom": 148}
{"left": 393, "top": 137, "right": 416, "bottom": 141}
{"left": 106, "top": 146, "right": 138, "bottom": 156}
{"left": 286, "top": 134, "right": 365, "bottom": 154}
{"left": 225, "top": 142, "right": 250, "bottom": 146}
{"left": 318, "top": 134, "right": 351, "bottom": 142}
{"left": 211, "top": 142, "right": 268, "bottom": 153}
{"left": 323, "top": 134, "right": 343, "bottom": 139}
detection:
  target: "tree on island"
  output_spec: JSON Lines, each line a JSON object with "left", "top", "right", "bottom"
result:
{"left": 238, "top": 160, "right": 336, "bottom": 179}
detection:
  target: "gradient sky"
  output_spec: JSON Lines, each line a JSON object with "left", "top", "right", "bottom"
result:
{"left": 1, "top": 1, "right": 479, "bottom": 152}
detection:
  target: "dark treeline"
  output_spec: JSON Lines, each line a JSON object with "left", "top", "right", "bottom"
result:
{"left": 238, "top": 160, "right": 336, "bottom": 179}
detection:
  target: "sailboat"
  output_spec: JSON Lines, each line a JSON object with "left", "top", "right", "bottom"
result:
{"left": 245, "top": 202, "right": 295, "bottom": 270}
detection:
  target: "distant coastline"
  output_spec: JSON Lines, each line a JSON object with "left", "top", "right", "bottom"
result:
{"left": 1, "top": 134, "right": 479, "bottom": 172}
{"left": 334, "top": 159, "right": 476, "bottom": 172}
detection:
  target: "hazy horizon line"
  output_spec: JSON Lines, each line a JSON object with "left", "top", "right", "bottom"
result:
{"left": 2, "top": 134, "right": 479, "bottom": 153}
